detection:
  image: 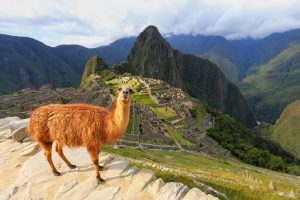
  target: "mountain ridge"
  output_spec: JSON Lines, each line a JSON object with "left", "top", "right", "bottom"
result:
{"left": 2, "top": 28, "right": 300, "bottom": 124}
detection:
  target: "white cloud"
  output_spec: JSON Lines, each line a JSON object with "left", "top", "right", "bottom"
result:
{"left": 0, "top": 0, "right": 299, "bottom": 47}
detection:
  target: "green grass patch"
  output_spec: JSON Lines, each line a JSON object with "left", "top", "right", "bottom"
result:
{"left": 102, "top": 146, "right": 240, "bottom": 171}
{"left": 126, "top": 111, "right": 139, "bottom": 134}
{"left": 150, "top": 106, "right": 177, "bottom": 120}
{"left": 165, "top": 126, "right": 193, "bottom": 148}
{"left": 190, "top": 101, "right": 206, "bottom": 128}
{"left": 132, "top": 94, "right": 156, "bottom": 105}
{"left": 102, "top": 146, "right": 300, "bottom": 200}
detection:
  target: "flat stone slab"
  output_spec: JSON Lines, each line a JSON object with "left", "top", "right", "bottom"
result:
{"left": 85, "top": 186, "right": 120, "bottom": 200}
{"left": 103, "top": 159, "right": 130, "bottom": 180}
{"left": 55, "top": 178, "right": 78, "bottom": 199}
{"left": 19, "top": 143, "right": 39, "bottom": 156}
{"left": 0, "top": 117, "right": 20, "bottom": 128}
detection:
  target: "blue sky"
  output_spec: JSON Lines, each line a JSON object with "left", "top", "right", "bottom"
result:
{"left": 0, "top": 0, "right": 300, "bottom": 47}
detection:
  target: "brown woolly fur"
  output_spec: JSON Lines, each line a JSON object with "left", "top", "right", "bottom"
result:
{"left": 27, "top": 85, "right": 133, "bottom": 184}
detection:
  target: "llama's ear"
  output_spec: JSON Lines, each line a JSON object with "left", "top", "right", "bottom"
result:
{"left": 117, "top": 87, "right": 122, "bottom": 93}
{"left": 129, "top": 88, "right": 134, "bottom": 94}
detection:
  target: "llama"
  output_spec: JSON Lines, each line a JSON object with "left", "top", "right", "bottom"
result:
{"left": 27, "top": 85, "right": 133, "bottom": 184}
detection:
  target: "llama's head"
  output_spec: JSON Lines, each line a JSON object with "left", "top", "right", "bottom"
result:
{"left": 117, "top": 85, "right": 134, "bottom": 104}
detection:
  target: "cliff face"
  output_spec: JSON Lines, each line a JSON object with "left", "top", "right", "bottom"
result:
{"left": 116, "top": 26, "right": 256, "bottom": 127}
{"left": 179, "top": 53, "right": 255, "bottom": 127}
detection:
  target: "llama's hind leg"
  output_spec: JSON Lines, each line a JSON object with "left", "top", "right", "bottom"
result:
{"left": 39, "top": 142, "right": 61, "bottom": 176}
{"left": 87, "top": 146, "right": 105, "bottom": 184}
{"left": 55, "top": 143, "right": 77, "bottom": 169}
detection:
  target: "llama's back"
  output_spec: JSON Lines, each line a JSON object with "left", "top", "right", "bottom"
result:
{"left": 27, "top": 104, "right": 109, "bottom": 147}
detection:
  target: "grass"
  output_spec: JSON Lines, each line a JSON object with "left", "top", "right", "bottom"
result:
{"left": 102, "top": 145, "right": 300, "bottom": 200}
{"left": 126, "top": 111, "right": 139, "bottom": 134}
{"left": 132, "top": 94, "right": 156, "bottom": 105}
{"left": 150, "top": 106, "right": 177, "bottom": 120}
{"left": 165, "top": 126, "right": 193, "bottom": 148}
{"left": 190, "top": 101, "right": 206, "bottom": 128}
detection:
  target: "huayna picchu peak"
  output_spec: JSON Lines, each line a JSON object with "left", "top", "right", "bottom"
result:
{"left": 115, "top": 25, "right": 256, "bottom": 127}
{"left": 126, "top": 25, "right": 182, "bottom": 87}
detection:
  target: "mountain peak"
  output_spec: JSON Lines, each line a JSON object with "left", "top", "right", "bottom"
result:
{"left": 138, "top": 25, "right": 164, "bottom": 41}
{"left": 142, "top": 25, "right": 160, "bottom": 33}
{"left": 80, "top": 55, "right": 109, "bottom": 86}
{"left": 126, "top": 26, "right": 181, "bottom": 87}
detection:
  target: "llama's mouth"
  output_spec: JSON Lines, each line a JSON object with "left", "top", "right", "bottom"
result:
{"left": 122, "top": 97, "right": 130, "bottom": 103}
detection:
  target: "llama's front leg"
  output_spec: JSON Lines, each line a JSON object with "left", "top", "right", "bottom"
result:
{"left": 87, "top": 146, "right": 105, "bottom": 184}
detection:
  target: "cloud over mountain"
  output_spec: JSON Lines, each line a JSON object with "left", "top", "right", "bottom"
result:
{"left": 0, "top": 0, "right": 300, "bottom": 47}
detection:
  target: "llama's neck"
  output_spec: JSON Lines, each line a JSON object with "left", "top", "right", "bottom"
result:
{"left": 107, "top": 99, "right": 130, "bottom": 141}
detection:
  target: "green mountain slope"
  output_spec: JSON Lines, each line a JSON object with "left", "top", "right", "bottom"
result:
{"left": 167, "top": 34, "right": 243, "bottom": 83}
{"left": 80, "top": 55, "right": 109, "bottom": 85}
{"left": 0, "top": 34, "right": 79, "bottom": 94}
{"left": 240, "top": 43, "right": 300, "bottom": 122}
{"left": 272, "top": 100, "right": 300, "bottom": 159}
{"left": 0, "top": 35, "right": 135, "bottom": 95}
{"left": 246, "top": 29, "right": 300, "bottom": 75}
{"left": 114, "top": 25, "right": 256, "bottom": 127}
{"left": 202, "top": 54, "right": 240, "bottom": 83}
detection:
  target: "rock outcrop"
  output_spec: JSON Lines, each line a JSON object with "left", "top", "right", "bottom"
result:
{"left": 80, "top": 55, "right": 109, "bottom": 87}
{"left": 0, "top": 117, "right": 218, "bottom": 200}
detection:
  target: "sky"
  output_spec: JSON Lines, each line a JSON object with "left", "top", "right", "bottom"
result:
{"left": 0, "top": 0, "right": 300, "bottom": 47}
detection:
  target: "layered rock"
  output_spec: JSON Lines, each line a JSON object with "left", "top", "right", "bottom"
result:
{"left": 0, "top": 136, "right": 218, "bottom": 200}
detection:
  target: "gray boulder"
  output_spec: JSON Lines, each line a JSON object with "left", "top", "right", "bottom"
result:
{"left": 12, "top": 127, "right": 28, "bottom": 142}
{"left": 9, "top": 118, "right": 30, "bottom": 142}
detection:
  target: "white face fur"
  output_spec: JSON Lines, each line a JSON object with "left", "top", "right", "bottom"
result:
{"left": 118, "top": 85, "right": 133, "bottom": 103}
